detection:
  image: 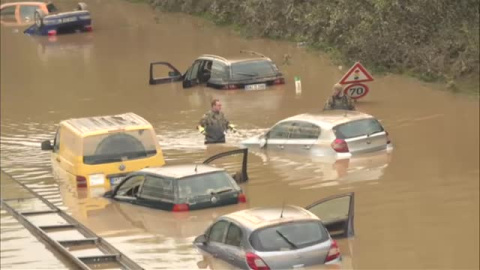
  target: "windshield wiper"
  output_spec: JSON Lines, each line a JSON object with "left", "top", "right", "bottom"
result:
{"left": 210, "top": 187, "right": 233, "bottom": 195}
{"left": 276, "top": 230, "right": 297, "bottom": 249}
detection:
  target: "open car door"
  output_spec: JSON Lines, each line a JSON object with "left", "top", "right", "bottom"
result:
{"left": 149, "top": 61, "right": 183, "bottom": 85}
{"left": 203, "top": 148, "right": 249, "bottom": 183}
{"left": 305, "top": 192, "right": 354, "bottom": 238}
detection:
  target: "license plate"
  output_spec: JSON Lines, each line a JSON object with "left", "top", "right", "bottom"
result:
{"left": 110, "top": 176, "right": 125, "bottom": 186}
{"left": 62, "top": 17, "right": 78, "bottom": 23}
{"left": 245, "top": 83, "right": 266, "bottom": 91}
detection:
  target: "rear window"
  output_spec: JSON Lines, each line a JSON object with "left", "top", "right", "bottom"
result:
{"left": 250, "top": 221, "right": 329, "bottom": 251}
{"left": 231, "top": 60, "right": 277, "bottom": 80}
{"left": 177, "top": 172, "right": 238, "bottom": 199}
{"left": 334, "top": 118, "right": 384, "bottom": 139}
{"left": 83, "top": 129, "right": 157, "bottom": 165}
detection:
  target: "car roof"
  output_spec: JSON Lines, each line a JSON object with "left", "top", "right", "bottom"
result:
{"left": 140, "top": 164, "right": 225, "bottom": 179}
{"left": 223, "top": 205, "right": 319, "bottom": 231}
{"left": 279, "top": 110, "right": 375, "bottom": 129}
{"left": 61, "top": 112, "right": 153, "bottom": 136}
{"left": 1, "top": 2, "right": 44, "bottom": 8}
{"left": 198, "top": 54, "right": 273, "bottom": 65}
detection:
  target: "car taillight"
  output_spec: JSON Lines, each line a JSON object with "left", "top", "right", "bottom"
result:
{"left": 246, "top": 252, "right": 270, "bottom": 270}
{"left": 273, "top": 78, "right": 285, "bottom": 85}
{"left": 238, "top": 193, "right": 247, "bottom": 203}
{"left": 386, "top": 131, "right": 391, "bottom": 144}
{"left": 324, "top": 239, "right": 341, "bottom": 263}
{"left": 331, "top": 139, "right": 349, "bottom": 153}
{"left": 84, "top": 25, "right": 93, "bottom": 32}
{"left": 223, "top": 84, "right": 240, "bottom": 90}
{"left": 76, "top": 176, "right": 87, "bottom": 188}
{"left": 47, "top": 30, "right": 57, "bottom": 36}
{"left": 172, "top": 204, "right": 189, "bottom": 212}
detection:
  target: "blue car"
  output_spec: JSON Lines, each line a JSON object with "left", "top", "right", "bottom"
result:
{"left": 23, "top": 2, "right": 92, "bottom": 36}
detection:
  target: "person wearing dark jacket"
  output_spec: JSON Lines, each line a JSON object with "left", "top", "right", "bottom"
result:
{"left": 198, "top": 99, "right": 235, "bottom": 144}
{"left": 323, "top": 83, "right": 356, "bottom": 111}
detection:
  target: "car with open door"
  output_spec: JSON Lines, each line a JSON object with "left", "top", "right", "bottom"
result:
{"left": 104, "top": 148, "right": 249, "bottom": 211}
{"left": 242, "top": 110, "right": 393, "bottom": 159}
{"left": 193, "top": 192, "right": 354, "bottom": 269}
{"left": 149, "top": 51, "right": 285, "bottom": 91}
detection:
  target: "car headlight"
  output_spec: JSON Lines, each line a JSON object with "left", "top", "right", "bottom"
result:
{"left": 89, "top": 174, "right": 105, "bottom": 186}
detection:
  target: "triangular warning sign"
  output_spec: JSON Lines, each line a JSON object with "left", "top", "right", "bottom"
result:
{"left": 339, "top": 62, "right": 374, "bottom": 85}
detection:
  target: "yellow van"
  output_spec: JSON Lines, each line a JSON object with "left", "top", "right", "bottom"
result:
{"left": 41, "top": 112, "right": 165, "bottom": 189}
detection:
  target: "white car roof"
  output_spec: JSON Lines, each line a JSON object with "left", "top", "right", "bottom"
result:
{"left": 140, "top": 164, "right": 225, "bottom": 179}
{"left": 278, "top": 110, "right": 375, "bottom": 129}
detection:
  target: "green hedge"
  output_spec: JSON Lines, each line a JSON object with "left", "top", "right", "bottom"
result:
{"left": 149, "top": 0, "right": 479, "bottom": 93}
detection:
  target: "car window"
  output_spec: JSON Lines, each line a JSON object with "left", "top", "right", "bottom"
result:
{"left": 250, "top": 221, "right": 329, "bottom": 251}
{"left": 177, "top": 172, "right": 238, "bottom": 199}
{"left": 138, "top": 175, "right": 175, "bottom": 202}
{"left": 231, "top": 60, "right": 277, "bottom": 80}
{"left": 185, "top": 61, "right": 201, "bottom": 81}
{"left": 0, "top": 6, "right": 16, "bottom": 16}
{"left": 83, "top": 129, "right": 157, "bottom": 165}
{"left": 208, "top": 220, "right": 229, "bottom": 243}
{"left": 210, "top": 60, "right": 228, "bottom": 80}
{"left": 19, "top": 5, "right": 38, "bottom": 19}
{"left": 115, "top": 175, "right": 145, "bottom": 197}
{"left": 225, "top": 223, "right": 243, "bottom": 247}
{"left": 53, "top": 128, "right": 61, "bottom": 153}
{"left": 268, "top": 122, "right": 292, "bottom": 139}
{"left": 334, "top": 118, "right": 384, "bottom": 139}
{"left": 289, "top": 122, "right": 321, "bottom": 139}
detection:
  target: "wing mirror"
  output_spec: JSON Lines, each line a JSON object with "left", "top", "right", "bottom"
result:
{"left": 194, "top": 234, "right": 208, "bottom": 246}
{"left": 259, "top": 133, "right": 268, "bottom": 148}
{"left": 41, "top": 140, "right": 53, "bottom": 151}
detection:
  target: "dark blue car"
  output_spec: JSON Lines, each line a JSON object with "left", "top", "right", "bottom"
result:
{"left": 23, "top": 2, "right": 92, "bottom": 36}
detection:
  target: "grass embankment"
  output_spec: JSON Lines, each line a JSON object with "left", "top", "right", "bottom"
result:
{"left": 147, "top": 0, "right": 479, "bottom": 95}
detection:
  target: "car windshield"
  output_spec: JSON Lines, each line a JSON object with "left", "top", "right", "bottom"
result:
{"left": 250, "top": 221, "right": 329, "bottom": 251}
{"left": 231, "top": 60, "right": 277, "bottom": 80}
{"left": 83, "top": 129, "right": 157, "bottom": 165}
{"left": 333, "top": 118, "right": 384, "bottom": 139}
{"left": 177, "top": 172, "right": 238, "bottom": 199}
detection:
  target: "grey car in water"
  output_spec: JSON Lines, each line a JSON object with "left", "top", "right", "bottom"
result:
{"left": 241, "top": 110, "right": 393, "bottom": 159}
{"left": 194, "top": 193, "right": 354, "bottom": 269}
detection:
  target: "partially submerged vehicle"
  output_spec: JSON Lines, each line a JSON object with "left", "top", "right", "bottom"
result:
{"left": 194, "top": 192, "right": 355, "bottom": 269}
{"left": 41, "top": 112, "right": 165, "bottom": 189}
{"left": 242, "top": 110, "right": 393, "bottom": 159}
{"left": 104, "top": 149, "right": 249, "bottom": 212}
{"left": 8, "top": 1, "right": 93, "bottom": 36}
{"left": 149, "top": 51, "right": 285, "bottom": 90}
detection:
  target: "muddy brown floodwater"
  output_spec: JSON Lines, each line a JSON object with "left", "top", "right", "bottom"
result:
{"left": 1, "top": 0, "right": 479, "bottom": 269}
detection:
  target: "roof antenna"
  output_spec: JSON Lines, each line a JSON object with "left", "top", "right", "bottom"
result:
{"left": 280, "top": 201, "right": 285, "bottom": 218}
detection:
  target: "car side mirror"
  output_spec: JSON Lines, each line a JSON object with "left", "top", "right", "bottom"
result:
{"left": 259, "top": 133, "right": 268, "bottom": 148}
{"left": 41, "top": 140, "right": 53, "bottom": 151}
{"left": 194, "top": 234, "right": 208, "bottom": 246}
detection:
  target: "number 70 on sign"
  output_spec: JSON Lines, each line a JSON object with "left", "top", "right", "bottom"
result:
{"left": 343, "top": 83, "right": 369, "bottom": 100}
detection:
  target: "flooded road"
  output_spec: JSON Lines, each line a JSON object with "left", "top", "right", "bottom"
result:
{"left": 1, "top": 0, "right": 479, "bottom": 269}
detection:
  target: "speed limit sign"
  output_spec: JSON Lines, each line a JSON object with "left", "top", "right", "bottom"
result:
{"left": 344, "top": 83, "right": 369, "bottom": 99}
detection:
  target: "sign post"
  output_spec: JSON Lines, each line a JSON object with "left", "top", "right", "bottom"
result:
{"left": 339, "top": 62, "right": 374, "bottom": 100}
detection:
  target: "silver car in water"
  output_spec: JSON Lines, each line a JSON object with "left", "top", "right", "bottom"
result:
{"left": 194, "top": 193, "right": 355, "bottom": 269}
{"left": 241, "top": 110, "right": 393, "bottom": 159}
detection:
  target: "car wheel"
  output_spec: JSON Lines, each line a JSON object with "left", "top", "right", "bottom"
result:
{"left": 34, "top": 10, "right": 46, "bottom": 28}
{"left": 77, "top": 2, "right": 88, "bottom": 10}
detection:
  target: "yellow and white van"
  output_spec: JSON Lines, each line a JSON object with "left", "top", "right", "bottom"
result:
{"left": 41, "top": 112, "right": 165, "bottom": 189}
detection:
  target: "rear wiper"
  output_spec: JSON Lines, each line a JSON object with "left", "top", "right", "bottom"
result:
{"left": 276, "top": 230, "right": 297, "bottom": 249}
{"left": 233, "top": 72, "right": 257, "bottom": 77}
{"left": 366, "top": 130, "right": 383, "bottom": 137}
{"left": 211, "top": 187, "right": 233, "bottom": 195}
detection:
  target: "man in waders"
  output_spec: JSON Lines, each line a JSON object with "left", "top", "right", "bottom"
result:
{"left": 198, "top": 99, "right": 236, "bottom": 144}
{"left": 323, "top": 83, "right": 356, "bottom": 111}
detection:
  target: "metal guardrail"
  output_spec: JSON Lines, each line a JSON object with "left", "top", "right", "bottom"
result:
{"left": 0, "top": 171, "right": 143, "bottom": 270}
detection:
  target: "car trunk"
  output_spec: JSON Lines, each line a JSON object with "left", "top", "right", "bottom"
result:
{"left": 345, "top": 132, "right": 388, "bottom": 154}
{"left": 333, "top": 118, "right": 388, "bottom": 155}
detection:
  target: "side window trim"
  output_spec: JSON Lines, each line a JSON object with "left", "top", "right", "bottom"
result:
{"left": 113, "top": 174, "right": 145, "bottom": 197}
{"left": 288, "top": 121, "right": 321, "bottom": 140}
{"left": 207, "top": 220, "right": 229, "bottom": 244}
{"left": 225, "top": 221, "right": 243, "bottom": 247}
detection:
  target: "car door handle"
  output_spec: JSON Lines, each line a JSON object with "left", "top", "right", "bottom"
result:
{"left": 277, "top": 145, "right": 284, "bottom": 149}
{"left": 303, "top": 145, "right": 311, "bottom": 150}
{"left": 56, "top": 158, "right": 61, "bottom": 163}
{"left": 227, "top": 256, "right": 235, "bottom": 261}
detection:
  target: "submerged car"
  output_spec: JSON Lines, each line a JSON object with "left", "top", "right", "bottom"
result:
{"left": 194, "top": 192, "right": 355, "bottom": 269}
{"left": 41, "top": 112, "right": 165, "bottom": 189}
{"left": 12, "top": 1, "right": 93, "bottom": 36}
{"left": 242, "top": 110, "right": 393, "bottom": 159}
{"left": 104, "top": 149, "right": 249, "bottom": 212}
{"left": 149, "top": 51, "right": 285, "bottom": 91}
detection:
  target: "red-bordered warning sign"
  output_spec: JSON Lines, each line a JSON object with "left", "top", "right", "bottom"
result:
{"left": 339, "top": 62, "right": 374, "bottom": 85}
{"left": 344, "top": 83, "right": 370, "bottom": 99}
